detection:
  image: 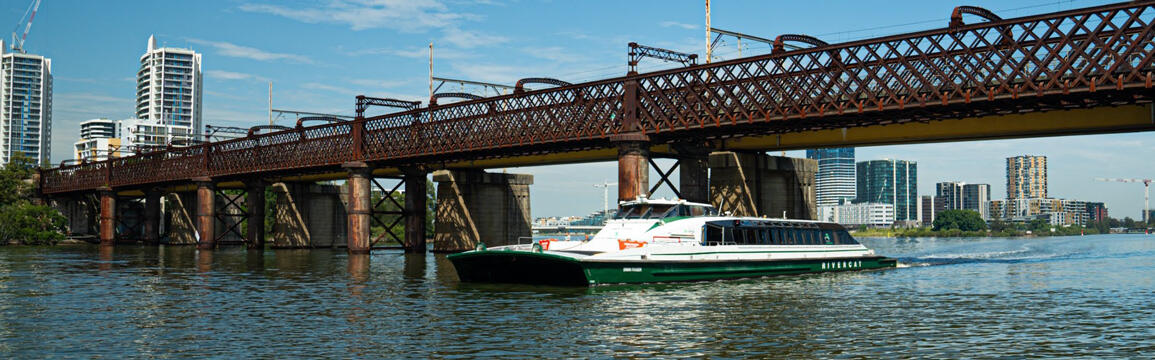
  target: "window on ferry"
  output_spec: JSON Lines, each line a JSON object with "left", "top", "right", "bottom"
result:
{"left": 821, "top": 230, "right": 835, "bottom": 245}
{"left": 785, "top": 229, "right": 796, "bottom": 245}
{"left": 704, "top": 225, "right": 724, "bottom": 245}
{"left": 836, "top": 230, "right": 859, "bottom": 245}
{"left": 758, "top": 229, "right": 771, "bottom": 245}
{"left": 809, "top": 229, "right": 820, "bottom": 245}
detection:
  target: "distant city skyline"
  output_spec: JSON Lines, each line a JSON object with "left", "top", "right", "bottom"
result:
{"left": 5, "top": 0, "right": 1150, "bottom": 218}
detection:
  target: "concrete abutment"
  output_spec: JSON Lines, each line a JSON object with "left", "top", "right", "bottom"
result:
{"left": 432, "top": 169, "right": 532, "bottom": 252}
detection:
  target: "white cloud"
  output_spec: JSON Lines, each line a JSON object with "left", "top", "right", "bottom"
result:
{"left": 205, "top": 69, "right": 268, "bottom": 82}
{"left": 188, "top": 39, "right": 313, "bottom": 64}
{"left": 347, "top": 78, "right": 410, "bottom": 89}
{"left": 660, "top": 21, "right": 698, "bottom": 30}
{"left": 340, "top": 46, "right": 474, "bottom": 60}
{"left": 441, "top": 27, "right": 509, "bottom": 48}
{"left": 239, "top": 0, "right": 473, "bottom": 32}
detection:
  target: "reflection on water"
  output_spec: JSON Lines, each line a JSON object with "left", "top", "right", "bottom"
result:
{"left": 0, "top": 234, "right": 1153, "bottom": 357}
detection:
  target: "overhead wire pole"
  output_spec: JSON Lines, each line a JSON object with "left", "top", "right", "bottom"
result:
{"left": 705, "top": 0, "right": 711, "bottom": 63}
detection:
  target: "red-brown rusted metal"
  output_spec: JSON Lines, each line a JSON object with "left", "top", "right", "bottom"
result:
{"left": 98, "top": 188, "right": 115, "bottom": 246}
{"left": 195, "top": 179, "right": 215, "bottom": 250}
{"left": 616, "top": 141, "right": 649, "bottom": 204}
{"left": 38, "top": 1, "right": 1155, "bottom": 195}
{"left": 346, "top": 163, "right": 372, "bottom": 254}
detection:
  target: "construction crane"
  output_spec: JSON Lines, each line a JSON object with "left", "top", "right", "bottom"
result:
{"left": 593, "top": 180, "right": 618, "bottom": 218}
{"left": 1095, "top": 178, "right": 1152, "bottom": 223}
{"left": 9, "top": 0, "right": 41, "bottom": 52}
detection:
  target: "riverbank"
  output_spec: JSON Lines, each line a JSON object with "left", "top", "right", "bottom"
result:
{"left": 852, "top": 227, "right": 1108, "bottom": 238}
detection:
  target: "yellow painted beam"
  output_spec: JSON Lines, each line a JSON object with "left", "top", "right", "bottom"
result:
{"left": 724, "top": 104, "right": 1155, "bottom": 151}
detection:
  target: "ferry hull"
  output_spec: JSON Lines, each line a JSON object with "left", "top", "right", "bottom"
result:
{"left": 449, "top": 250, "right": 897, "bottom": 286}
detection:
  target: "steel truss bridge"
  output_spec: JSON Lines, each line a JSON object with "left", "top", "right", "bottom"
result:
{"left": 42, "top": 1, "right": 1155, "bottom": 196}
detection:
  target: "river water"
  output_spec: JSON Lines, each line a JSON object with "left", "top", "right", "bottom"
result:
{"left": 0, "top": 234, "right": 1152, "bottom": 358}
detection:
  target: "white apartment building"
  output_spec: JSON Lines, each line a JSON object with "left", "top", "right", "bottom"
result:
{"left": 829, "top": 202, "right": 895, "bottom": 227}
{"left": 137, "top": 35, "right": 202, "bottom": 137}
{"left": 0, "top": 40, "right": 52, "bottom": 166}
{"left": 74, "top": 118, "right": 192, "bottom": 161}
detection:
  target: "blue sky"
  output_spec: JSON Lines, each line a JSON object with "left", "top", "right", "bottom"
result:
{"left": 7, "top": 0, "right": 1153, "bottom": 218}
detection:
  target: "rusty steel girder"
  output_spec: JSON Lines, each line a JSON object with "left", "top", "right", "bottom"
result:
{"left": 40, "top": 1, "right": 1155, "bottom": 195}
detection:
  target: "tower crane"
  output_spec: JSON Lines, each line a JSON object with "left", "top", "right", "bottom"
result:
{"left": 10, "top": 0, "right": 41, "bottom": 53}
{"left": 593, "top": 180, "right": 618, "bottom": 218}
{"left": 1095, "top": 178, "right": 1152, "bottom": 223}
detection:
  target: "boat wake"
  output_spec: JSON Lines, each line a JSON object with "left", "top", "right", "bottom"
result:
{"left": 896, "top": 244, "right": 1083, "bottom": 268}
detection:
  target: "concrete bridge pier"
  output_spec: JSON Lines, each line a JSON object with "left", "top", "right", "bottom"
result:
{"left": 194, "top": 178, "right": 216, "bottom": 250}
{"left": 432, "top": 169, "right": 532, "bottom": 252}
{"left": 708, "top": 151, "right": 817, "bottom": 219}
{"left": 270, "top": 181, "right": 347, "bottom": 249}
{"left": 98, "top": 187, "right": 116, "bottom": 246}
{"left": 403, "top": 168, "right": 429, "bottom": 253}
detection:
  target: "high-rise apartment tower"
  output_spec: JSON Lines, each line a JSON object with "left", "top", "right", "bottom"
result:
{"left": 0, "top": 40, "right": 52, "bottom": 166}
{"left": 1006, "top": 155, "right": 1047, "bottom": 199}
{"left": 136, "top": 35, "right": 202, "bottom": 138}
{"left": 806, "top": 147, "right": 856, "bottom": 207}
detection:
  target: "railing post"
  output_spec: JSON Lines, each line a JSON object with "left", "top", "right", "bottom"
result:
{"left": 351, "top": 116, "right": 365, "bottom": 160}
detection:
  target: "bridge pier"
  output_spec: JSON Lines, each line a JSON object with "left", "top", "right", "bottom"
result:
{"left": 245, "top": 180, "right": 266, "bottom": 249}
{"left": 142, "top": 189, "right": 162, "bottom": 245}
{"left": 615, "top": 140, "right": 650, "bottom": 204}
{"left": 709, "top": 152, "right": 817, "bottom": 219}
{"left": 270, "top": 182, "right": 347, "bottom": 249}
{"left": 345, "top": 163, "right": 371, "bottom": 254}
{"left": 98, "top": 188, "right": 116, "bottom": 246}
{"left": 194, "top": 178, "right": 216, "bottom": 250}
{"left": 432, "top": 169, "right": 532, "bottom": 252}
{"left": 673, "top": 143, "right": 711, "bottom": 204}
{"left": 404, "top": 169, "right": 428, "bottom": 253}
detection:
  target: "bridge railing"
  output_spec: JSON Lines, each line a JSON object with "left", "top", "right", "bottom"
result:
{"left": 361, "top": 77, "right": 626, "bottom": 161}
{"left": 632, "top": 1, "right": 1154, "bottom": 134}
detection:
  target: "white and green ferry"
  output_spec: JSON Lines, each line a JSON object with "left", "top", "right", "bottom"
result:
{"left": 448, "top": 197, "right": 896, "bottom": 286}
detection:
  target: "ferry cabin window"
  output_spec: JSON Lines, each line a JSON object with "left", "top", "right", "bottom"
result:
{"left": 704, "top": 225, "right": 724, "bottom": 245}
{"left": 835, "top": 230, "right": 859, "bottom": 245}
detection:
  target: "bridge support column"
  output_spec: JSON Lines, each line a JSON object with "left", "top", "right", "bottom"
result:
{"left": 142, "top": 189, "right": 162, "bottom": 245}
{"left": 245, "top": 180, "right": 266, "bottom": 250}
{"left": 708, "top": 152, "right": 817, "bottom": 219}
{"left": 345, "top": 163, "right": 371, "bottom": 254}
{"left": 432, "top": 170, "right": 533, "bottom": 252}
{"left": 270, "top": 182, "right": 347, "bottom": 248}
{"left": 674, "top": 143, "right": 711, "bottom": 204}
{"left": 615, "top": 139, "right": 650, "bottom": 204}
{"left": 194, "top": 178, "right": 216, "bottom": 250}
{"left": 403, "top": 169, "right": 428, "bottom": 253}
{"left": 98, "top": 188, "right": 116, "bottom": 246}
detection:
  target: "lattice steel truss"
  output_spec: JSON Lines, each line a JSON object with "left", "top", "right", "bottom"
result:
{"left": 41, "top": 2, "right": 1155, "bottom": 195}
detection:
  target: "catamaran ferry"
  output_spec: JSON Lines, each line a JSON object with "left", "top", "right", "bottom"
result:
{"left": 448, "top": 197, "right": 896, "bottom": 286}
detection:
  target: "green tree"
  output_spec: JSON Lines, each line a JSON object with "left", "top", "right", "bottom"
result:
{"left": 0, "top": 153, "right": 67, "bottom": 245}
{"left": 932, "top": 209, "right": 987, "bottom": 231}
